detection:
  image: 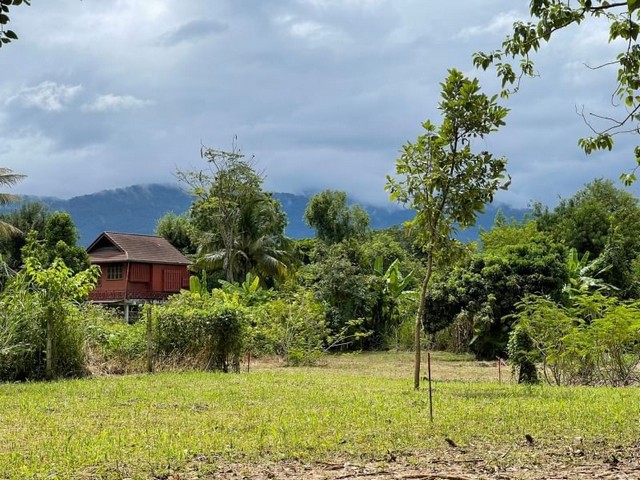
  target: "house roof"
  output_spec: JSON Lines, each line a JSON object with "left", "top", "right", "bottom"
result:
{"left": 86, "top": 232, "right": 191, "bottom": 265}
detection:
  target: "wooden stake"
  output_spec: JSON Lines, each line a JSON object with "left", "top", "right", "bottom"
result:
{"left": 427, "top": 351, "right": 433, "bottom": 422}
{"left": 146, "top": 307, "right": 153, "bottom": 373}
{"left": 498, "top": 357, "right": 502, "bottom": 384}
{"left": 46, "top": 315, "right": 53, "bottom": 380}
{"left": 247, "top": 351, "right": 251, "bottom": 373}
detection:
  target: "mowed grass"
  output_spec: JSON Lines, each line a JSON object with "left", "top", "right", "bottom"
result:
{"left": 1, "top": 352, "right": 639, "bottom": 479}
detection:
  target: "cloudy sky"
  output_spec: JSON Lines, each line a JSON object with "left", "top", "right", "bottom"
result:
{"left": 1, "top": 0, "right": 637, "bottom": 208}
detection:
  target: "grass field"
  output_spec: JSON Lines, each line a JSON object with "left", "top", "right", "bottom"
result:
{"left": 1, "top": 352, "right": 639, "bottom": 479}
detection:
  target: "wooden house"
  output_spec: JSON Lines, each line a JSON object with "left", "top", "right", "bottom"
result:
{"left": 87, "top": 232, "right": 191, "bottom": 320}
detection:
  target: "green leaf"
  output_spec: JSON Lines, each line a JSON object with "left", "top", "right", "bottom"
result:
{"left": 629, "top": 0, "right": 640, "bottom": 13}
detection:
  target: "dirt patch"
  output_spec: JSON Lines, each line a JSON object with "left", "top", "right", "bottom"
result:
{"left": 171, "top": 445, "right": 640, "bottom": 480}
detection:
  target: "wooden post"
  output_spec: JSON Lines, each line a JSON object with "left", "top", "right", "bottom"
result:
{"left": 46, "top": 315, "right": 53, "bottom": 380}
{"left": 246, "top": 351, "right": 251, "bottom": 373}
{"left": 146, "top": 306, "right": 153, "bottom": 373}
{"left": 427, "top": 351, "right": 433, "bottom": 422}
{"left": 498, "top": 357, "right": 502, "bottom": 384}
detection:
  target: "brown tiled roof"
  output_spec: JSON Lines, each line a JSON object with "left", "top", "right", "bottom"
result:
{"left": 87, "top": 232, "right": 191, "bottom": 265}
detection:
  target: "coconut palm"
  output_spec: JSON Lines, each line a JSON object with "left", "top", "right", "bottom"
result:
{"left": 193, "top": 194, "right": 292, "bottom": 285}
{"left": 0, "top": 168, "right": 26, "bottom": 238}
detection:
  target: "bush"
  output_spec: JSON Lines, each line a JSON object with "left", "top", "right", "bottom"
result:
{"left": 81, "top": 305, "right": 147, "bottom": 372}
{"left": 250, "top": 290, "right": 327, "bottom": 366}
{"left": 154, "top": 291, "right": 247, "bottom": 372}
{"left": 0, "top": 258, "right": 98, "bottom": 382}
{"left": 508, "top": 292, "right": 640, "bottom": 386}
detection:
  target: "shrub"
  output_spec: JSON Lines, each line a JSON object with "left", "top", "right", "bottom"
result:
{"left": 508, "top": 292, "right": 640, "bottom": 386}
{"left": 154, "top": 291, "right": 247, "bottom": 372}
{"left": 0, "top": 258, "right": 98, "bottom": 382}
{"left": 81, "top": 305, "right": 147, "bottom": 372}
{"left": 250, "top": 290, "right": 327, "bottom": 366}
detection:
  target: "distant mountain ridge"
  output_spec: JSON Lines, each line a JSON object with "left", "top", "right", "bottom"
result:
{"left": 11, "top": 184, "right": 528, "bottom": 246}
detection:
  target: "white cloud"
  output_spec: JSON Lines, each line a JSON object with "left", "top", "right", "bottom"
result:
{"left": 458, "top": 11, "right": 520, "bottom": 38}
{"left": 275, "top": 15, "right": 347, "bottom": 46}
{"left": 83, "top": 94, "right": 153, "bottom": 112}
{"left": 7, "top": 81, "right": 82, "bottom": 112}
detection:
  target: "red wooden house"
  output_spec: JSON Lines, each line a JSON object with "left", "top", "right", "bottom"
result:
{"left": 87, "top": 232, "right": 191, "bottom": 320}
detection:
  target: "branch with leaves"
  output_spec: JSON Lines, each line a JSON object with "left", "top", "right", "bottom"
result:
{"left": 0, "top": 0, "right": 30, "bottom": 48}
{"left": 474, "top": 0, "right": 640, "bottom": 184}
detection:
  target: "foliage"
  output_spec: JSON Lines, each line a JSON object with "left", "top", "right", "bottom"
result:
{"left": 298, "top": 241, "right": 378, "bottom": 346}
{"left": 303, "top": 190, "right": 370, "bottom": 244}
{"left": 509, "top": 292, "right": 640, "bottom": 386}
{"left": 0, "top": 206, "right": 89, "bottom": 274}
{"left": 386, "top": 69, "right": 510, "bottom": 387}
{"left": 178, "top": 144, "right": 291, "bottom": 285}
{"left": 0, "top": 167, "right": 25, "bottom": 239}
{"left": 0, "top": 0, "right": 28, "bottom": 48}
{"left": 43, "top": 211, "right": 90, "bottom": 273}
{"left": 534, "top": 179, "right": 640, "bottom": 297}
{"left": 473, "top": 1, "right": 640, "bottom": 181}
{"left": 426, "top": 225, "right": 567, "bottom": 359}
{"left": 250, "top": 289, "right": 328, "bottom": 365}
{"left": 82, "top": 305, "right": 147, "bottom": 367}
{"left": 0, "top": 256, "right": 99, "bottom": 381}
{"left": 153, "top": 291, "right": 248, "bottom": 372}
{"left": 155, "top": 211, "right": 197, "bottom": 254}
{"left": 217, "top": 272, "right": 275, "bottom": 307}
{"left": 0, "top": 201, "right": 48, "bottom": 270}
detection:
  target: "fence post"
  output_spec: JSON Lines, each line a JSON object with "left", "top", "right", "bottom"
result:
{"left": 46, "top": 316, "right": 53, "bottom": 380}
{"left": 146, "top": 306, "right": 154, "bottom": 373}
{"left": 427, "top": 351, "right": 433, "bottom": 422}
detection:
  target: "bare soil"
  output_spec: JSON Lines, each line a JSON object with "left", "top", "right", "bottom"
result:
{"left": 172, "top": 444, "right": 640, "bottom": 479}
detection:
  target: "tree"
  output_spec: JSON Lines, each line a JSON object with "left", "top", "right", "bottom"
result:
{"left": 0, "top": 201, "right": 48, "bottom": 270}
{"left": 156, "top": 211, "right": 196, "bottom": 255}
{"left": 534, "top": 179, "right": 640, "bottom": 296}
{"left": 427, "top": 228, "right": 567, "bottom": 359}
{"left": 473, "top": 1, "right": 640, "bottom": 183}
{"left": 43, "top": 212, "right": 90, "bottom": 273}
{"left": 0, "top": 0, "right": 29, "bottom": 48}
{"left": 0, "top": 167, "right": 26, "bottom": 238}
{"left": 177, "top": 143, "right": 291, "bottom": 285}
{"left": 386, "top": 69, "right": 510, "bottom": 389}
{"left": 303, "top": 190, "right": 370, "bottom": 244}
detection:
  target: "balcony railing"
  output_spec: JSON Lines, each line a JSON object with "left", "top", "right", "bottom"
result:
{"left": 89, "top": 290, "right": 172, "bottom": 302}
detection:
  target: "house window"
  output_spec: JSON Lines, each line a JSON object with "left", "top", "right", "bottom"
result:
{"left": 107, "top": 264, "right": 123, "bottom": 280}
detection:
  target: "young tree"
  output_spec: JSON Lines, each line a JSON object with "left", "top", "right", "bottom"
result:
{"left": 386, "top": 69, "right": 510, "bottom": 389}
{"left": 473, "top": 1, "right": 640, "bottom": 182}
{"left": 303, "top": 190, "right": 370, "bottom": 244}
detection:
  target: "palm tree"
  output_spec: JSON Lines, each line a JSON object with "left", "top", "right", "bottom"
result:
{"left": 193, "top": 194, "right": 292, "bottom": 285}
{"left": 0, "top": 168, "right": 26, "bottom": 238}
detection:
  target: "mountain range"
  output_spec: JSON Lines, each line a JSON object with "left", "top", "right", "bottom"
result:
{"left": 11, "top": 184, "right": 528, "bottom": 246}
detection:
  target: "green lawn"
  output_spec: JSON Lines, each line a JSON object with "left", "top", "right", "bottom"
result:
{"left": 1, "top": 352, "right": 639, "bottom": 478}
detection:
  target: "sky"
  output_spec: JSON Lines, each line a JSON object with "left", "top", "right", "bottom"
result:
{"left": 1, "top": 0, "right": 638, "bottom": 208}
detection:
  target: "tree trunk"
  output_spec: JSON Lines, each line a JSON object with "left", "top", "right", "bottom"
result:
{"left": 414, "top": 253, "right": 434, "bottom": 390}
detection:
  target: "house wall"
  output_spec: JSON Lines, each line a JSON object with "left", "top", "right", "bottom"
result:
{"left": 90, "top": 262, "right": 189, "bottom": 301}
